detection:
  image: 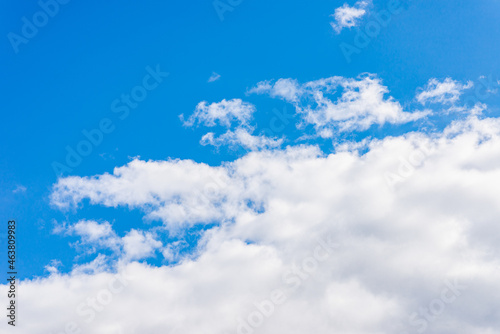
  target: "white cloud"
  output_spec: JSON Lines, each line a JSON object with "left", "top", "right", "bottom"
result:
{"left": 188, "top": 75, "right": 429, "bottom": 148}
{"left": 71, "top": 253, "right": 110, "bottom": 275}
{"left": 53, "top": 220, "right": 162, "bottom": 263}
{"left": 10, "top": 114, "right": 500, "bottom": 333}
{"left": 181, "top": 98, "right": 283, "bottom": 151}
{"left": 44, "top": 259, "right": 63, "bottom": 274}
{"left": 70, "top": 220, "right": 116, "bottom": 243}
{"left": 330, "top": 0, "right": 370, "bottom": 34}
{"left": 248, "top": 78, "right": 302, "bottom": 102}
{"left": 200, "top": 128, "right": 283, "bottom": 151}
{"left": 122, "top": 229, "right": 162, "bottom": 261}
{"left": 12, "top": 185, "right": 26, "bottom": 193}
{"left": 50, "top": 159, "right": 237, "bottom": 230}
{"left": 250, "top": 74, "right": 430, "bottom": 134}
{"left": 180, "top": 99, "right": 255, "bottom": 128}
{"left": 417, "top": 78, "right": 474, "bottom": 105}
{"left": 208, "top": 72, "right": 221, "bottom": 83}
{"left": 161, "top": 240, "right": 188, "bottom": 262}
{"left": 56, "top": 220, "right": 121, "bottom": 253}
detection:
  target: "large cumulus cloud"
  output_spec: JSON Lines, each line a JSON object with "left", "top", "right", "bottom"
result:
{"left": 4, "top": 113, "right": 500, "bottom": 333}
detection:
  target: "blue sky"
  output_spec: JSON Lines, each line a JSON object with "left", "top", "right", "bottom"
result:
{"left": 3, "top": 1, "right": 500, "bottom": 333}
{"left": 1, "top": 0, "right": 500, "bottom": 279}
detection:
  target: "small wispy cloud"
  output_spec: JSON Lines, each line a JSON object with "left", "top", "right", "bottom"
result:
{"left": 180, "top": 99, "right": 255, "bottom": 128}
{"left": 330, "top": 0, "right": 371, "bottom": 34}
{"left": 417, "top": 78, "right": 474, "bottom": 105}
{"left": 208, "top": 72, "right": 221, "bottom": 83}
{"left": 200, "top": 128, "right": 283, "bottom": 151}
{"left": 13, "top": 185, "right": 27, "bottom": 194}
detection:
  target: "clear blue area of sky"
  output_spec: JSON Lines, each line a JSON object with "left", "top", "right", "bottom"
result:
{"left": 1, "top": 0, "right": 499, "bottom": 279}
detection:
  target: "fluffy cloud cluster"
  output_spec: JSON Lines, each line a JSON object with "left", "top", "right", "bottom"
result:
{"left": 8, "top": 113, "right": 496, "bottom": 333}
{"left": 184, "top": 75, "right": 431, "bottom": 149}
{"left": 330, "top": 0, "right": 371, "bottom": 33}
{"left": 181, "top": 98, "right": 282, "bottom": 150}
{"left": 249, "top": 75, "right": 429, "bottom": 135}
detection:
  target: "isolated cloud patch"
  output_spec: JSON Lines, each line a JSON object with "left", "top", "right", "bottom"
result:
{"left": 12, "top": 185, "right": 27, "bottom": 194}
{"left": 180, "top": 99, "right": 255, "bottom": 128}
{"left": 200, "top": 128, "right": 283, "bottom": 151}
{"left": 208, "top": 72, "right": 221, "bottom": 83}
{"left": 330, "top": 0, "right": 371, "bottom": 33}
{"left": 68, "top": 220, "right": 116, "bottom": 242}
{"left": 250, "top": 74, "right": 429, "bottom": 135}
{"left": 417, "top": 78, "right": 474, "bottom": 105}
{"left": 248, "top": 78, "right": 302, "bottom": 102}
